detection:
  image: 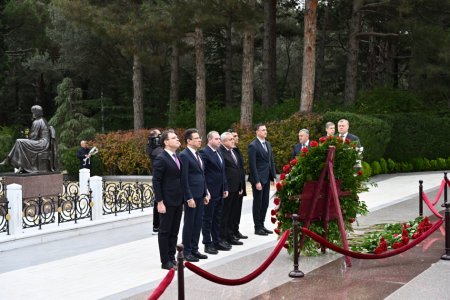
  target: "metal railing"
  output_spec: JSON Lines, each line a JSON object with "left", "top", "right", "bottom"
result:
{"left": 58, "top": 180, "right": 92, "bottom": 224}
{"left": 23, "top": 196, "right": 56, "bottom": 229}
{"left": 102, "top": 180, "right": 154, "bottom": 216}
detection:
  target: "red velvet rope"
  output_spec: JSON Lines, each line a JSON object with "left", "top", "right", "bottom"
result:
{"left": 301, "top": 219, "right": 443, "bottom": 259}
{"left": 422, "top": 192, "right": 444, "bottom": 219}
{"left": 184, "top": 229, "right": 290, "bottom": 286}
{"left": 148, "top": 268, "right": 175, "bottom": 300}
{"left": 426, "top": 179, "right": 446, "bottom": 206}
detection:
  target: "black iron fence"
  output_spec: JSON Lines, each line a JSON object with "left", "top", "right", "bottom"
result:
{"left": 23, "top": 196, "right": 56, "bottom": 229}
{"left": 103, "top": 180, "right": 154, "bottom": 216}
{"left": 0, "top": 177, "right": 8, "bottom": 234}
{"left": 58, "top": 180, "right": 92, "bottom": 224}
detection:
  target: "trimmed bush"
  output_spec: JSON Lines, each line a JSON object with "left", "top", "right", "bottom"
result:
{"left": 362, "top": 161, "right": 372, "bottom": 177}
{"left": 379, "top": 158, "right": 388, "bottom": 174}
{"left": 371, "top": 161, "right": 381, "bottom": 175}
{"left": 437, "top": 158, "right": 447, "bottom": 169}
{"left": 423, "top": 158, "right": 432, "bottom": 171}
{"left": 430, "top": 160, "right": 438, "bottom": 171}
{"left": 387, "top": 159, "right": 396, "bottom": 173}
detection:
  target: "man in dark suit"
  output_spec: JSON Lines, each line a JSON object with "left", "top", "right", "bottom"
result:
{"left": 248, "top": 123, "right": 277, "bottom": 236}
{"left": 152, "top": 130, "right": 183, "bottom": 270}
{"left": 227, "top": 129, "right": 248, "bottom": 240}
{"left": 76, "top": 141, "right": 92, "bottom": 170}
{"left": 291, "top": 128, "right": 311, "bottom": 159}
{"left": 219, "top": 132, "right": 244, "bottom": 246}
{"left": 179, "top": 128, "right": 210, "bottom": 262}
{"left": 200, "top": 131, "right": 230, "bottom": 254}
{"left": 337, "top": 119, "right": 360, "bottom": 146}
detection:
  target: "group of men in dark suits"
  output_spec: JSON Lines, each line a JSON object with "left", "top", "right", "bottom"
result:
{"left": 152, "top": 128, "right": 252, "bottom": 270}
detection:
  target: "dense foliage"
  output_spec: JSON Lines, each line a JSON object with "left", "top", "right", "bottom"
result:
{"left": 274, "top": 136, "right": 369, "bottom": 255}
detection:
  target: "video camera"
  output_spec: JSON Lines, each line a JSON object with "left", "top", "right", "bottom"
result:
{"left": 148, "top": 134, "right": 162, "bottom": 148}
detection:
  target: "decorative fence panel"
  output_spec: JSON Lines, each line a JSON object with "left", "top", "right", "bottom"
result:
{"left": 58, "top": 180, "right": 92, "bottom": 224}
{"left": 103, "top": 180, "right": 154, "bottom": 215}
{"left": 0, "top": 177, "right": 8, "bottom": 234}
{"left": 22, "top": 196, "right": 56, "bottom": 229}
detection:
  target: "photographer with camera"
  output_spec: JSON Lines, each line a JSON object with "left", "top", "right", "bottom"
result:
{"left": 147, "top": 128, "right": 164, "bottom": 235}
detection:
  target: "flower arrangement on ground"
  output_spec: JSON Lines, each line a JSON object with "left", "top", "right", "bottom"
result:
{"left": 351, "top": 216, "right": 433, "bottom": 253}
{"left": 273, "top": 136, "right": 370, "bottom": 256}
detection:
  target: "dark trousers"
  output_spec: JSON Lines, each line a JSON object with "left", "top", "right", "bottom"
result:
{"left": 220, "top": 191, "right": 239, "bottom": 241}
{"left": 153, "top": 203, "right": 160, "bottom": 229}
{"left": 158, "top": 204, "right": 183, "bottom": 264}
{"left": 252, "top": 181, "right": 270, "bottom": 230}
{"left": 232, "top": 194, "right": 244, "bottom": 235}
{"left": 202, "top": 197, "right": 223, "bottom": 246}
{"left": 182, "top": 197, "right": 204, "bottom": 255}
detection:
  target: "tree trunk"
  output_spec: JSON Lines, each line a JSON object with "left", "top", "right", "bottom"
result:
{"left": 195, "top": 26, "right": 206, "bottom": 139}
{"left": 314, "top": 0, "right": 332, "bottom": 102}
{"left": 344, "top": 0, "right": 363, "bottom": 106}
{"left": 168, "top": 41, "right": 179, "bottom": 126}
{"left": 132, "top": 54, "right": 144, "bottom": 130}
{"left": 300, "top": 0, "right": 318, "bottom": 112}
{"left": 262, "top": 0, "right": 277, "bottom": 107}
{"left": 224, "top": 18, "right": 233, "bottom": 107}
{"left": 240, "top": 0, "right": 255, "bottom": 129}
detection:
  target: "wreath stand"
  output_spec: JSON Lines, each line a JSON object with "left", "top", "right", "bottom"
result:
{"left": 297, "top": 146, "right": 352, "bottom": 267}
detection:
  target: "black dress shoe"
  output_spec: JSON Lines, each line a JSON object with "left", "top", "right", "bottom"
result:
{"left": 235, "top": 232, "right": 248, "bottom": 239}
{"left": 205, "top": 245, "right": 219, "bottom": 255}
{"left": 192, "top": 251, "right": 208, "bottom": 259}
{"left": 263, "top": 227, "right": 273, "bottom": 234}
{"left": 215, "top": 241, "right": 232, "bottom": 251}
{"left": 161, "top": 261, "right": 176, "bottom": 270}
{"left": 228, "top": 237, "right": 243, "bottom": 245}
{"left": 255, "top": 229, "right": 268, "bottom": 236}
{"left": 185, "top": 254, "right": 200, "bottom": 262}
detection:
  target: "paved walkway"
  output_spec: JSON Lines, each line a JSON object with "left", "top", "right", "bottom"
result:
{"left": 0, "top": 171, "right": 448, "bottom": 299}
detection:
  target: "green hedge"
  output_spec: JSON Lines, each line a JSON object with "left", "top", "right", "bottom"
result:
{"left": 377, "top": 112, "right": 450, "bottom": 162}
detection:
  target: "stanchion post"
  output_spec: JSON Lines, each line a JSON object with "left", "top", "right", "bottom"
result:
{"left": 176, "top": 244, "right": 185, "bottom": 300}
{"left": 442, "top": 172, "right": 450, "bottom": 260}
{"left": 289, "top": 214, "right": 304, "bottom": 278}
{"left": 419, "top": 180, "right": 423, "bottom": 217}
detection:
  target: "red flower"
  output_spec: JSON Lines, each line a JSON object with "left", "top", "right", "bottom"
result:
{"left": 274, "top": 228, "right": 280, "bottom": 235}
{"left": 282, "top": 164, "right": 291, "bottom": 173}
{"left": 392, "top": 242, "right": 402, "bottom": 249}
{"left": 271, "top": 209, "right": 277, "bottom": 216}
{"left": 374, "top": 247, "right": 384, "bottom": 254}
{"left": 357, "top": 170, "right": 363, "bottom": 176}
{"left": 277, "top": 221, "right": 282, "bottom": 227}
{"left": 412, "top": 232, "right": 421, "bottom": 239}
{"left": 401, "top": 236, "right": 409, "bottom": 245}
{"left": 319, "top": 137, "right": 327, "bottom": 143}
{"left": 271, "top": 217, "right": 276, "bottom": 224}
{"left": 274, "top": 198, "right": 280, "bottom": 205}
{"left": 283, "top": 242, "right": 289, "bottom": 249}
{"left": 345, "top": 138, "right": 351, "bottom": 143}
{"left": 349, "top": 218, "right": 356, "bottom": 223}
{"left": 327, "top": 135, "right": 333, "bottom": 140}
{"left": 310, "top": 140, "right": 318, "bottom": 147}
{"left": 290, "top": 158, "right": 298, "bottom": 166}
{"left": 280, "top": 173, "right": 286, "bottom": 180}
{"left": 301, "top": 147, "right": 309, "bottom": 153}
{"left": 276, "top": 182, "right": 282, "bottom": 190}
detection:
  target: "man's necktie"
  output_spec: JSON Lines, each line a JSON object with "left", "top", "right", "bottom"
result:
{"left": 214, "top": 151, "right": 222, "bottom": 166}
{"left": 262, "top": 141, "right": 268, "bottom": 152}
{"left": 302, "top": 144, "right": 306, "bottom": 149}
{"left": 195, "top": 151, "right": 203, "bottom": 169}
{"left": 172, "top": 154, "right": 180, "bottom": 169}
{"left": 230, "top": 149, "right": 238, "bottom": 166}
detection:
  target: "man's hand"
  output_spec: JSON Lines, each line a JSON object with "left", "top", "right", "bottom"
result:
{"left": 256, "top": 182, "right": 262, "bottom": 191}
{"left": 157, "top": 201, "right": 166, "bottom": 214}
{"left": 187, "top": 198, "right": 196, "bottom": 208}
{"left": 239, "top": 189, "right": 243, "bottom": 195}
{"left": 223, "top": 191, "right": 229, "bottom": 198}
{"left": 204, "top": 193, "right": 210, "bottom": 205}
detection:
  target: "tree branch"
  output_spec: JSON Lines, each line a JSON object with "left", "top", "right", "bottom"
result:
{"left": 356, "top": 32, "right": 399, "bottom": 38}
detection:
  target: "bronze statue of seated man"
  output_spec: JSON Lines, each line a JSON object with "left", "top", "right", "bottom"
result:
{"left": 0, "top": 105, "right": 57, "bottom": 173}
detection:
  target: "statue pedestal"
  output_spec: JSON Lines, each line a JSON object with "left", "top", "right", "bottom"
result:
{"left": 3, "top": 172, "right": 63, "bottom": 199}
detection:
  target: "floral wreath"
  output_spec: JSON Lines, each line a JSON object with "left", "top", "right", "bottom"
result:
{"left": 273, "top": 136, "right": 370, "bottom": 256}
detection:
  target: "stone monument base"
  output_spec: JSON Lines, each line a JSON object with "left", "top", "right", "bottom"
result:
{"left": 3, "top": 172, "right": 63, "bottom": 199}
